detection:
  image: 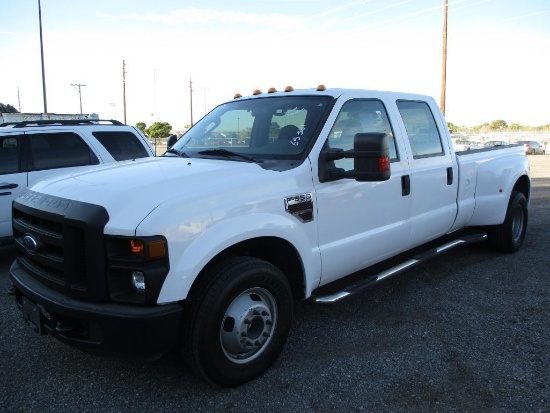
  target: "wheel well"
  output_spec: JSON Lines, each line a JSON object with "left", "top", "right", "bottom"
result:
{"left": 196, "top": 237, "right": 305, "bottom": 300}
{"left": 513, "top": 174, "right": 530, "bottom": 202}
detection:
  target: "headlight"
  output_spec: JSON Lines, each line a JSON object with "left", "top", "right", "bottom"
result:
{"left": 106, "top": 235, "right": 170, "bottom": 304}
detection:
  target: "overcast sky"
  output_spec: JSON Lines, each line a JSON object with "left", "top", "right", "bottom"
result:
{"left": 1, "top": 0, "right": 549, "bottom": 130}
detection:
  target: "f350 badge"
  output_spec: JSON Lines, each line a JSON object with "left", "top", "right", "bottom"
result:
{"left": 284, "top": 193, "right": 313, "bottom": 223}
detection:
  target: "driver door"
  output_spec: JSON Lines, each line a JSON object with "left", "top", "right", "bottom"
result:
{"left": 313, "top": 99, "right": 412, "bottom": 285}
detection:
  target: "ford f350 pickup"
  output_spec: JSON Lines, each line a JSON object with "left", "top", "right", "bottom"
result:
{"left": 9, "top": 86, "right": 530, "bottom": 387}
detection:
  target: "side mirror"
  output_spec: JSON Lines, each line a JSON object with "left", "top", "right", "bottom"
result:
{"left": 319, "top": 132, "right": 391, "bottom": 182}
{"left": 167, "top": 134, "right": 178, "bottom": 149}
{"left": 353, "top": 132, "right": 391, "bottom": 182}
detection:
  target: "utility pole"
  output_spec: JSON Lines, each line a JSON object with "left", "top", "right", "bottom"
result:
{"left": 38, "top": 0, "right": 48, "bottom": 113}
{"left": 122, "top": 59, "right": 127, "bottom": 124}
{"left": 189, "top": 79, "right": 194, "bottom": 126}
{"left": 71, "top": 83, "right": 86, "bottom": 114}
{"left": 440, "top": 0, "right": 448, "bottom": 116}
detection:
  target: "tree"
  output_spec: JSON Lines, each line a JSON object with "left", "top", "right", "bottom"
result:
{"left": 0, "top": 103, "right": 19, "bottom": 113}
{"left": 145, "top": 122, "right": 172, "bottom": 141}
{"left": 490, "top": 119, "right": 508, "bottom": 131}
{"left": 508, "top": 122, "right": 523, "bottom": 131}
{"left": 135, "top": 122, "right": 147, "bottom": 135}
{"left": 447, "top": 121, "right": 458, "bottom": 133}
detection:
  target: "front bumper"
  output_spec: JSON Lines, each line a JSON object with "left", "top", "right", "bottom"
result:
{"left": 10, "top": 260, "right": 183, "bottom": 356}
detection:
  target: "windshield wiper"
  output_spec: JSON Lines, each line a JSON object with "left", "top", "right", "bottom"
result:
{"left": 163, "top": 148, "right": 189, "bottom": 157}
{"left": 198, "top": 149, "right": 262, "bottom": 163}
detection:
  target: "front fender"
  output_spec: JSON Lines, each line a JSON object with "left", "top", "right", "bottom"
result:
{"left": 156, "top": 212, "right": 320, "bottom": 303}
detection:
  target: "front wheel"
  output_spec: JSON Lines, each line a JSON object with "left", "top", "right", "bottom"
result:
{"left": 486, "top": 191, "right": 528, "bottom": 253}
{"left": 182, "top": 257, "right": 293, "bottom": 387}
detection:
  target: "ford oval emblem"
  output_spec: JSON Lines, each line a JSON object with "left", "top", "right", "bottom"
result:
{"left": 23, "top": 234, "right": 40, "bottom": 254}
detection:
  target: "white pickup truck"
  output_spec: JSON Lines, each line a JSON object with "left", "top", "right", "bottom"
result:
{"left": 9, "top": 87, "right": 530, "bottom": 387}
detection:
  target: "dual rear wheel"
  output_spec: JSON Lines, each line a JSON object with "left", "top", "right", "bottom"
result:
{"left": 487, "top": 191, "right": 528, "bottom": 253}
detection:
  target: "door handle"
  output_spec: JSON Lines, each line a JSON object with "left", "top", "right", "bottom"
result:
{"left": 0, "top": 183, "right": 18, "bottom": 190}
{"left": 401, "top": 175, "right": 410, "bottom": 196}
{"left": 447, "top": 167, "right": 454, "bottom": 185}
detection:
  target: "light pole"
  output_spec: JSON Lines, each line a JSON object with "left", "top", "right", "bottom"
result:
{"left": 38, "top": 0, "right": 48, "bottom": 113}
{"left": 440, "top": 0, "right": 448, "bottom": 116}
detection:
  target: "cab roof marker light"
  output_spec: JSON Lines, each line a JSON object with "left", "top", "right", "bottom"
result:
{"left": 253, "top": 89, "right": 262, "bottom": 95}
{"left": 234, "top": 93, "right": 242, "bottom": 99}
{"left": 284, "top": 86, "right": 294, "bottom": 92}
{"left": 268, "top": 87, "right": 277, "bottom": 93}
{"left": 316, "top": 84, "right": 327, "bottom": 91}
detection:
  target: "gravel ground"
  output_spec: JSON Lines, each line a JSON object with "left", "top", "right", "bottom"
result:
{"left": 1, "top": 155, "right": 549, "bottom": 413}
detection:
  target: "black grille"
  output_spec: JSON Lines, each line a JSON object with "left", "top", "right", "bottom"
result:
{"left": 12, "top": 190, "right": 109, "bottom": 301}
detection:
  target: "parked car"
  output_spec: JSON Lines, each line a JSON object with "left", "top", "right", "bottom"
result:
{"left": 483, "top": 140, "right": 508, "bottom": 148}
{"left": 452, "top": 139, "right": 472, "bottom": 151}
{"left": 517, "top": 140, "right": 546, "bottom": 155}
{"left": 0, "top": 119, "right": 155, "bottom": 245}
{"left": 452, "top": 139, "right": 482, "bottom": 151}
{"left": 468, "top": 141, "right": 482, "bottom": 150}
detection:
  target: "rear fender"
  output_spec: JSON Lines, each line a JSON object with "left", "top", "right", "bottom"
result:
{"left": 468, "top": 154, "right": 529, "bottom": 226}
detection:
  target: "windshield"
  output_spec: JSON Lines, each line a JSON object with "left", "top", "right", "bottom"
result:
{"left": 170, "top": 95, "right": 333, "bottom": 162}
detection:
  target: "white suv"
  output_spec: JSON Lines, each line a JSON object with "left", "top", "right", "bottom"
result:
{"left": 0, "top": 119, "right": 155, "bottom": 245}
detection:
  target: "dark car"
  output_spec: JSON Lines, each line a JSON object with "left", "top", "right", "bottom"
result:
{"left": 517, "top": 140, "right": 546, "bottom": 155}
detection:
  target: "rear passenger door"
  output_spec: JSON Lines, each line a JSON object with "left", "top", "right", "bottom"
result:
{"left": 27, "top": 131, "right": 100, "bottom": 187}
{"left": 395, "top": 100, "right": 458, "bottom": 248}
{"left": 0, "top": 134, "right": 26, "bottom": 243}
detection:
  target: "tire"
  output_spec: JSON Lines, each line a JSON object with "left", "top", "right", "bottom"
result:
{"left": 486, "top": 191, "right": 528, "bottom": 253}
{"left": 182, "top": 256, "right": 293, "bottom": 387}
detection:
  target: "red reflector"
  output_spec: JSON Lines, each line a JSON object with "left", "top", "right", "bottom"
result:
{"left": 378, "top": 156, "right": 390, "bottom": 172}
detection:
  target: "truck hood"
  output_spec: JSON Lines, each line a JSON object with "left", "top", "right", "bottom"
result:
{"left": 30, "top": 157, "right": 277, "bottom": 235}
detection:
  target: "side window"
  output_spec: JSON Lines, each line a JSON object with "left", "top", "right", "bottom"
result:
{"left": 92, "top": 131, "right": 149, "bottom": 161}
{"left": 0, "top": 136, "right": 21, "bottom": 174}
{"left": 396, "top": 100, "right": 444, "bottom": 158}
{"left": 327, "top": 99, "right": 397, "bottom": 171}
{"left": 30, "top": 132, "right": 98, "bottom": 170}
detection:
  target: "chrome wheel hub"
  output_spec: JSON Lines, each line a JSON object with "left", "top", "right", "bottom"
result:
{"left": 220, "top": 287, "right": 277, "bottom": 363}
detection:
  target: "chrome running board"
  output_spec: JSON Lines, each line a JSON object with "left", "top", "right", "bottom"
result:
{"left": 308, "top": 232, "right": 487, "bottom": 305}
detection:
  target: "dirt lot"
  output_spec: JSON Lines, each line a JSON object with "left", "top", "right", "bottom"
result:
{"left": 1, "top": 155, "right": 549, "bottom": 412}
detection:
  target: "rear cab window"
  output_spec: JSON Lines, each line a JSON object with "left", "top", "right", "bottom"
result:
{"left": 396, "top": 100, "right": 444, "bottom": 158}
{"left": 92, "top": 131, "right": 150, "bottom": 161}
